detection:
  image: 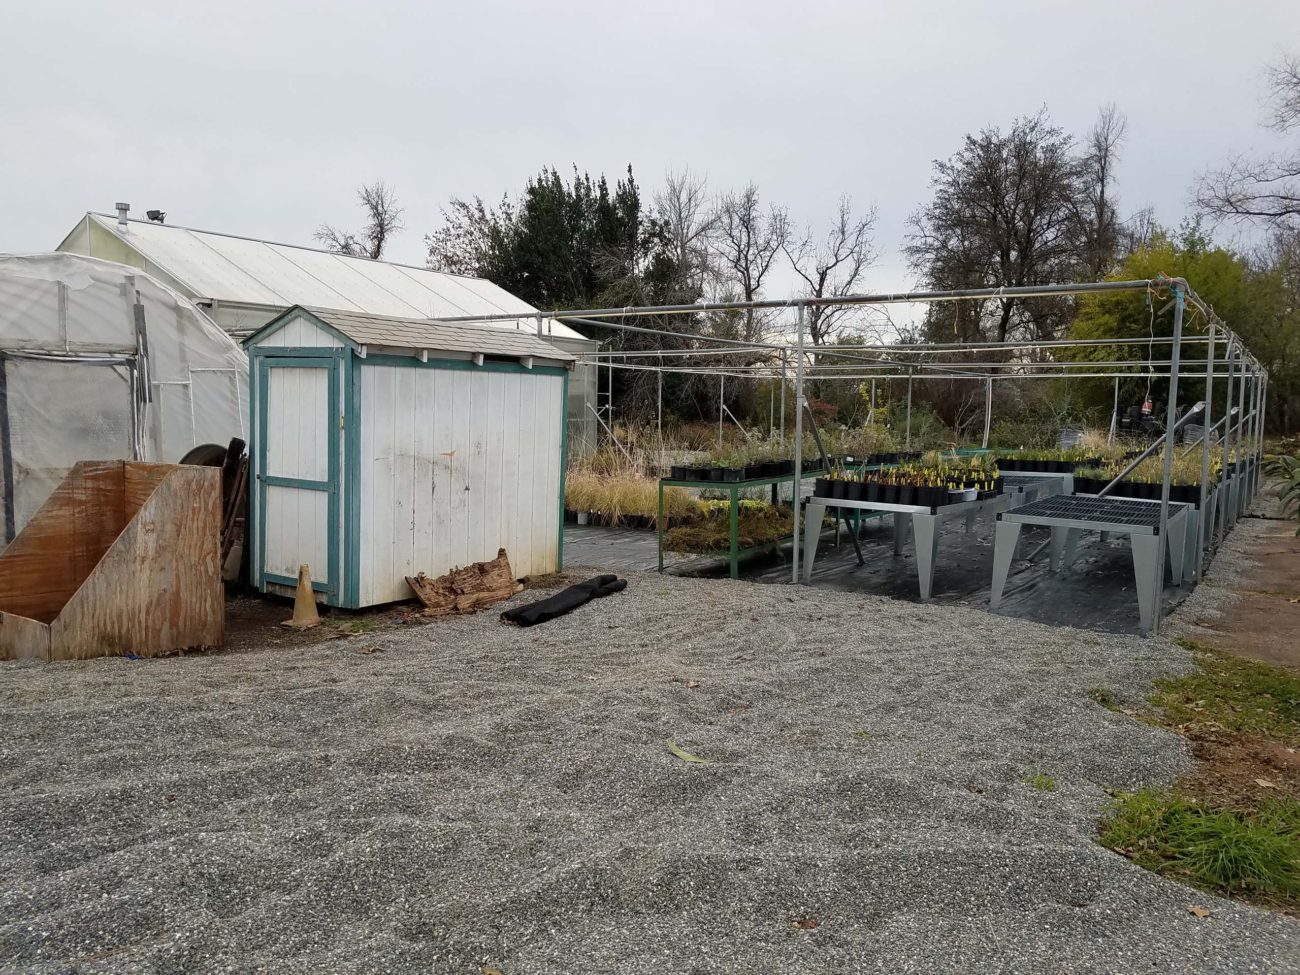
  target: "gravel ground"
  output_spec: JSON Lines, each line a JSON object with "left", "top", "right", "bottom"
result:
{"left": 3, "top": 575, "right": 1299, "bottom": 974}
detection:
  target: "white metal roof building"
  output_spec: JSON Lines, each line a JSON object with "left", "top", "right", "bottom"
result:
{"left": 57, "top": 208, "right": 599, "bottom": 454}
{"left": 244, "top": 306, "right": 573, "bottom": 608}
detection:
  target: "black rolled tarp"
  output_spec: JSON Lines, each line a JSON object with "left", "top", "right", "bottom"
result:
{"left": 500, "top": 574, "right": 627, "bottom": 627}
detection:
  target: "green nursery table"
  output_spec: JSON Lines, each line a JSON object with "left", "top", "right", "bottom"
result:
{"left": 657, "top": 471, "right": 821, "bottom": 578}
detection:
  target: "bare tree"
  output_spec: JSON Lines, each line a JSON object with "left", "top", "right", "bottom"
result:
{"left": 709, "top": 184, "right": 789, "bottom": 342}
{"left": 1120, "top": 205, "right": 1160, "bottom": 256}
{"left": 784, "top": 195, "right": 877, "bottom": 345}
{"left": 316, "top": 181, "right": 404, "bottom": 260}
{"left": 1077, "top": 104, "right": 1127, "bottom": 276}
{"left": 653, "top": 169, "right": 715, "bottom": 300}
{"left": 1197, "top": 52, "right": 1300, "bottom": 228}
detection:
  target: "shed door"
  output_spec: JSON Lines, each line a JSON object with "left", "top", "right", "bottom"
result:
{"left": 257, "top": 357, "right": 340, "bottom": 600}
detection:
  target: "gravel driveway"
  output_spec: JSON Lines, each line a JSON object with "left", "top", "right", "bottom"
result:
{"left": 2, "top": 573, "right": 1297, "bottom": 974}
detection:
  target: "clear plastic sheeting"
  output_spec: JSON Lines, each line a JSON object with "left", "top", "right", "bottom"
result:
{"left": 0, "top": 253, "right": 248, "bottom": 543}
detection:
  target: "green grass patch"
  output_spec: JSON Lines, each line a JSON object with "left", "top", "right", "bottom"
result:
{"left": 1099, "top": 789, "right": 1300, "bottom": 904}
{"left": 1088, "top": 687, "right": 1121, "bottom": 711}
{"left": 1158, "top": 640, "right": 1300, "bottom": 744}
{"left": 1024, "top": 771, "right": 1056, "bottom": 792}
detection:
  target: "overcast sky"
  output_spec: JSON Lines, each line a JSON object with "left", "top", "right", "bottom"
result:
{"left": 3, "top": 0, "right": 1297, "bottom": 302}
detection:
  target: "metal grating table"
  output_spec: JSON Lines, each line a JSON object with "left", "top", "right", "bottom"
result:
{"left": 1005, "top": 494, "right": 1168, "bottom": 533}
{"left": 991, "top": 495, "right": 1192, "bottom": 634}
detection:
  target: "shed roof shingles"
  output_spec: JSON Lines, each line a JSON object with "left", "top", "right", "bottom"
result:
{"left": 306, "top": 309, "right": 575, "bottom": 362}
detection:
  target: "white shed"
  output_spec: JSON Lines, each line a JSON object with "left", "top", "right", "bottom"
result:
{"left": 244, "top": 306, "right": 574, "bottom": 608}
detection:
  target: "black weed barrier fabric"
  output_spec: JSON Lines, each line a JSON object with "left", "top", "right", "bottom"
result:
{"left": 501, "top": 575, "right": 627, "bottom": 627}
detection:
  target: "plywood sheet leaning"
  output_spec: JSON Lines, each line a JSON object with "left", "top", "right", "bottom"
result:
{"left": 405, "top": 548, "right": 523, "bottom": 617}
{"left": 0, "top": 462, "right": 223, "bottom": 661}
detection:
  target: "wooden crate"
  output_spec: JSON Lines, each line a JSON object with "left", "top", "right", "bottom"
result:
{"left": 0, "top": 462, "right": 223, "bottom": 661}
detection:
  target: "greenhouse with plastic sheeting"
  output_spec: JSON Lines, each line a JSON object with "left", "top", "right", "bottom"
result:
{"left": 0, "top": 252, "right": 247, "bottom": 543}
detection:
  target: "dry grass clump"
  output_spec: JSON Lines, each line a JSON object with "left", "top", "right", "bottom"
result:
{"left": 565, "top": 471, "right": 700, "bottom": 525}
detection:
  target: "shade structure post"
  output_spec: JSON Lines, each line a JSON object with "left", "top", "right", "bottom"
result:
{"left": 868, "top": 379, "right": 877, "bottom": 426}
{"left": 1249, "top": 363, "right": 1263, "bottom": 499}
{"left": 792, "top": 302, "right": 806, "bottom": 585}
{"left": 905, "top": 368, "right": 914, "bottom": 450}
{"left": 657, "top": 354, "right": 664, "bottom": 467}
{"left": 981, "top": 376, "right": 993, "bottom": 448}
{"left": 1236, "top": 359, "right": 1248, "bottom": 457}
{"left": 1216, "top": 338, "right": 1236, "bottom": 549}
{"left": 718, "top": 374, "right": 724, "bottom": 448}
{"left": 1108, "top": 376, "right": 1120, "bottom": 443}
{"left": 1152, "top": 284, "right": 1185, "bottom": 635}
{"left": 1197, "top": 323, "right": 1215, "bottom": 576}
{"left": 779, "top": 352, "right": 787, "bottom": 442}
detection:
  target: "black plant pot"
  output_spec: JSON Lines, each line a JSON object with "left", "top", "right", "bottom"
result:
{"left": 864, "top": 482, "right": 880, "bottom": 502}
{"left": 814, "top": 477, "right": 831, "bottom": 498}
{"left": 708, "top": 467, "right": 725, "bottom": 482}
{"left": 670, "top": 465, "right": 688, "bottom": 481}
{"left": 896, "top": 485, "right": 915, "bottom": 506}
{"left": 721, "top": 467, "right": 744, "bottom": 483}
{"left": 880, "top": 484, "right": 898, "bottom": 504}
{"left": 829, "top": 479, "right": 846, "bottom": 500}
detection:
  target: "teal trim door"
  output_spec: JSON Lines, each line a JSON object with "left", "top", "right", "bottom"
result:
{"left": 256, "top": 352, "right": 343, "bottom": 602}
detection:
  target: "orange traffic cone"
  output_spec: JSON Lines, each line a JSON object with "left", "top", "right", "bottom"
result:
{"left": 282, "top": 564, "right": 321, "bottom": 629}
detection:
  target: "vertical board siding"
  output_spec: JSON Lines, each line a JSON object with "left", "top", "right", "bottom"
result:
{"left": 266, "top": 368, "right": 328, "bottom": 481}
{"left": 358, "top": 363, "right": 564, "bottom": 605}
{"left": 259, "top": 314, "right": 343, "bottom": 349}
{"left": 263, "top": 485, "right": 330, "bottom": 583}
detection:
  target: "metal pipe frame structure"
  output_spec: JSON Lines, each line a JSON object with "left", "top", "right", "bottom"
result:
{"left": 485, "top": 278, "right": 1265, "bottom": 632}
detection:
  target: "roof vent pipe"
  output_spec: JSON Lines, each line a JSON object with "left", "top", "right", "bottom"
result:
{"left": 115, "top": 202, "right": 130, "bottom": 232}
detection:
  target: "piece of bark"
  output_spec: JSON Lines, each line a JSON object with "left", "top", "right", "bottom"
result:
{"left": 406, "top": 548, "right": 522, "bottom": 617}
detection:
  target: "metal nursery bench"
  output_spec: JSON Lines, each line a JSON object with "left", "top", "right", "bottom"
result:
{"left": 801, "top": 474, "right": 1069, "bottom": 600}
{"left": 989, "top": 494, "right": 1192, "bottom": 634}
{"left": 802, "top": 492, "right": 1011, "bottom": 600}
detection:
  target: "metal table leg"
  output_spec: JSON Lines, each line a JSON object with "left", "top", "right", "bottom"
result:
{"left": 990, "top": 520, "right": 1022, "bottom": 608}
{"left": 893, "top": 512, "right": 910, "bottom": 556}
{"left": 1131, "top": 532, "right": 1161, "bottom": 634}
{"left": 1060, "top": 528, "right": 1080, "bottom": 571}
{"left": 912, "top": 513, "right": 940, "bottom": 600}
{"left": 1167, "top": 507, "right": 1188, "bottom": 583}
{"left": 801, "top": 501, "right": 826, "bottom": 583}
{"left": 1049, "top": 526, "right": 1070, "bottom": 571}
{"left": 1183, "top": 507, "right": 1199, "bottom": 583}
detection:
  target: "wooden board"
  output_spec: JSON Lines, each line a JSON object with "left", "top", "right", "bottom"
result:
{"left": 0, "top": 462, "right": 127, "bottom": 624}
{"left": 0, "top": 462, "right": 223, "bottom": 662}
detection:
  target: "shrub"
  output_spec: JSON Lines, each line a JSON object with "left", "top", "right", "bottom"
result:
{"left": 1263, "top": 453, "right": 1300, "bottom": 534}
{"left": 663, "top": 501, "right": 793, "bottom": 553}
